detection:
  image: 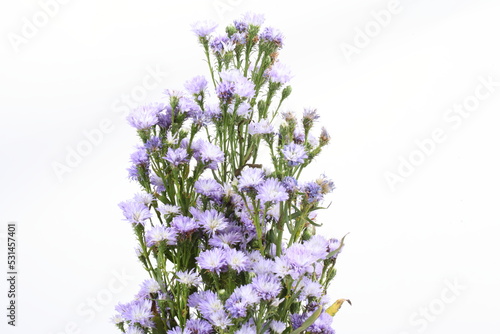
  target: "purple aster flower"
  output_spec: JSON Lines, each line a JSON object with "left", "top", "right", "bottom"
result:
{"left": 130, "top": 146, "right": 149, "bottom": 165}
{"left": 194, "top": 178, "right": 224, "bottom": 200}
{"left": 145, "top": 225, "right": 178, "bottom": 247}
{"left": 198, "top": 209, "right": 228, "bottom": 235}
{"left": 241, "top": 12, "right": 265, "bottom": 26}
{"left": 193, "top": 140, "right": 225, "bottom": 169}
{"left": 186, "top": 319, "right": 213, "bottom": 334}
{"left": 238, "top": 167, "right": 265, "bottom": 191}
{"left": 306, "top": 235, "right": 330, "bottom": 260}
{"left": 175, "top": 269, "right": 202, "bottom": 287}
{"left": 150, "top": 173, "right": 166, "bottom": 192}
{"left": 191, "top": 20, "right": 218, "bottom": 37}
{"left": 133, "top": 192, "right": 154, "bottom": 206}
{"left": 291, "top": 310, "right": 334, "bottom": 334}
{"left": 220, "top": 69, "right": 255, "bottom": 98}
{"left": 137, "top": 278, "right": 162, "bottom": 298}
{"left": 191, "top": 291, "right": 224, "bottom": 318}
{"left": 210, "top": 35, "right": 233, "bottom": 54}
{"left": 231, "top": 101, "right": 252, "bottom": 118}
{"left": 233, "top": 20, "right": 248, "bottom": 32}
{"left": 260, "top": 27, "right": 284, "bottom": 48}
{"left": 316, "top": 174, "right": 335, "bottom": 194}
{"left": 225, "top": 248, "right": 250, "bottom": 272}
{"left": 204, "top": 102, "right": 222, "bottom": 120}
{"left": 251, "top": 257, "right": 275, "bottom": 275}
{"left": 267, "top": 62, "right": 293, "bottom": 84}
{"left": 296, "top": 277, "right": 323, "bottom": 301}
{"left": 208, "top": 310, "right": 231, "bottom": 329}
{"left": 282, "top": 176, "right": 299, "bottom": 194}
{"left": 209, "top": 230, "right": 243, "bottom": 248}
{"left": 144, "top": 136, "right": 162, "bottom": 152}
{"left": 127, "top": 104, "right": 159, "bottom": 130}
{"left": 185, "top": 75, "right": 208, "bottom": 95}
{"left": 282, "top": 243, "right": 317, "bottom": 279}
{"left": 166, "top": 327, "right": 183, "bottom": 334}
{"left": 302, "top": 181, "right": 323, "bottom": 203}
{"left": 156, "top": 203, "right": 180, "bottom": 216}
{"left": 270, "top": 320, "right": 287, "bottom": 333}
{"left": 122, "top": 298, "right": 154, "bottom": 327}
{"left": 225, "top": 285, "right": 259, "bottom": 318}
{"left": 216, "top": 81, "right": 235, "bottom": 102}
{"left": 251, "top": 274, "right": 281, "bottom": 301}
{"left": 172, "top": 215, "right": 199, "bottom": 234}
{"left": 118, "top": 200, "right": 152, "bottom": 225}
{"left": 282, "top": 143, "right": 308, "bottom": 166}
{"left": 126, "top": 326, "right": 145, "bottom": 334}
{"left": 256, "top": 178, "right": 289, "bottom": 203}
{"left": 293, "top": 126, "right": 305, "bottom": 144}
{"left": 303, "top": 108, "right": 320, "bottom": 122}
{"left": 164, "top": 147, "right": 189, "bottom": 166}
{"left": 231, "top": 32, "right": 247, "bottom": 44}
{"left": 248, "top": 120, "right": 274, "bottom": 135}
{"left": 196, "top": 248, "right": 227, "bottom": 274}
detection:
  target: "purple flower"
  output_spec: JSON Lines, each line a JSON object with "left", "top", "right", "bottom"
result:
{"left": 144, "top": 136, "right": 162, "bottom": 152}
{"left": 137, "top": 279, "right": 162, "bottom": 298}
{"left": 190, "top": 291, "right": 224, "bottom": 318}
{"left": 238, "top": 167, "right": 265, "bottom": 191}
{"left": 233, "top": 20, "right": 248, "bottom": 32}
{"left": 121, "top": 298, "right": 154, "bottom": 327}
{"left": 198, "top": 209, "right": 228, "bottom": 235}
{"left": 193, "top": 140, "right": 225, "bottom": 169}
{"left": 225, "top": 248, "right": 250, "bottom": 272}
{"left": 302, "top": 182, "right": 323, "bottom": 203}
{"left": 251, "top": 274, "right": 281, "bottom": 301}
{"left": 260, "top": 27, "right": 284, "bottom": 48}
{"left": 267, "top": 62, "right": 292, "bottom": 84}
{"left": 220, "top": 69, "right": 255, "bottom": 99}
{"left": 210, "top": 35, "right": 233, "bottom": 54}
{"left": 270, "top": 320, "right": 287, "bottom": 333}
{"left": 282, "top": 176, "right": 299, "bottom": 194}
{"left": 231, "top": 32, "right": 247, "bottom": 45}
{"left": 172, "top": 215, "right": 199, "bottom": 234}
{"left": 195, "top": 178, "right": 224, "bottom": 200}
{"left": 296, "top": 277, "right": 323, "bottom": 301}
{"left": 291, "top": 310, "right": 334, "bottom": 334}
{"left": 185, "top": 76, "right": 208, "bottom": 95}
{"left": 282, "top": 243, "right": 317, "bottom": 279}
{"left": 127, "top": 104, "right": 159, "bottom": 130}
{"left": 282, "top": 143, "right": 308, "bottom": 166}
{"left": 248, "top": 120, "right": 274, "bottom": 135}
{"left": 156, "top": 203, "right": 180, "bottom": 216}
{"left": 164, "top": 147, "right": 189, "bottom": 166}
{"left": 241, "top": 12, "right": 265, "bottom": 26}
{"left": 225, "top": 285, "right": 259, "bottom": 318}
{"left": 231, "top": 101, "right": 252, "bottom": 118}
{"left": 196, "top": 248, "right": 227, "bottom": 273}
{"left": 145, "top": 225, "right": 178, "bottom": 247}
{"left": 256, "top": 178, "right": 289, "bottom": 203}
{"left": 130, "top": 146, "right": 149, "bottom": 165}
{"left": 175, "top": 269, "right": 202, "bottom": 287}
{"left": 125, "top": 326, "right": 144, "bottom": 334}
{"left": 316, "top": 174, "right": 335, "bottom": 194}
{"left": 209, "top": 230, "right": 243, "bottom": 248}
{"left": 208, "top": 310, "right": 231, "bottom": 329}
{"left": 192, "top": 20, "right": 218, "bottom": 37}
{"left": 186, "top": 319, "right": 213, "bottom": 334}
{"left": 118, "top": 200, "right": 152, "bottom": 225}
{"left": 216, "top": 81, "right": 235, "bottom": 102}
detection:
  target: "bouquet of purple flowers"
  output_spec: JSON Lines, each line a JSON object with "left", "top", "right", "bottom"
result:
{"left": 113, "top": 12, "right": 348, "bottom": 334}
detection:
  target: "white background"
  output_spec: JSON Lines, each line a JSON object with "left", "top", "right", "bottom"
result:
{"left": 1, "top": 0, "right": 500, "bottom": 333}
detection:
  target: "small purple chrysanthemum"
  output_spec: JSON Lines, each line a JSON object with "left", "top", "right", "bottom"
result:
{"left": 216, "top": 81, "right": 235, "bottom": 102}
{"left": 130, "top": 146, "right": 149, "bottom": 166}
{"left": 186, "top": 318, "right": 213, "bottom": 334}
{"left": 122, "top": 298, "right": 154, "bottom": 327}
{"left": 282, "top": 176, "right": 299, "bottom": 194}
{"left": 191, "top": 290, "right": 224, "bottom": 317}
{"left": 220, "top": 69, "right": 255, "bottom": 98}
{"left": 267, "top": 62, "right": 292, "bottom": 84}
{"left": 260, "top": 27, "right": 284, "bottom": 48}
{"left": 125, "top": 326, "right": 145, "bottom": 334}
{"left": 191, "top": 20, "right": 218, "bottom": 37}
{"left": 196, "top": 248, "right": 227, "bottom": 273}
{"left": 193, "top": 140, "right": 225, "bottom": 169}
{"left": 156, "top": 203, "right": 180, "bottom": 216}
{"left": 238, "top": 167, "right": 265, "bottom": 191}
{"left": 231, "top": 32, "right": 247, "bottom": 45}
{"left": 194, "top": 178, "right": 224, "bottom": 200}
{"left": 282, "top": 143, "right": 308, "bottom": 166}
{"left": 127, "top": 104, "right": 159, "bottom": 130}
{"left": 225, "top": 285, "right": 259, "bottom": 318}
{"left": 302, "top": 181, "right": 323, "bottom": 203}
{"left": 164, "top": 147, "right": 189, "bottom": 166}
{"left": 208, "top": 310, "right": 231, "bottom": 329}
{"left": 251, "top": 274, "right": 282, "bottom": 301}
{"left": 282, "top": 243, "right": 317, "bottom": 279}
{"left": 144, "top": 136, "right": 162, "bottom": 152}
{"left": 233, "top": 20, "right": 248, "bottom": 32}
{"left": 172, "top": 215, "right": 199, "bottom": 234}
{"left": 175, "top": 269, "right": 202, "bottom": 287}
{"left": 118, "top": 200, "right": 152, "bottom": 225}
{"left": 185, "top": 76, "right": 208, "bottom": 95}
{"left": 225, "top": 248, "right": 250, "bottom": 272}
{"left": 256, "top": 178, "right": 289, "bottom": 203}
{"left": 198, "top": 209, "right": 228, "bottom": 235}
{"left": 145, "top": 225, "right": 178, "bottom": 247}
{"left": 241, "top": 12, "right": 265, "bottom": 26}
{"left": 209, "top": 230, "right": 243, "bottom": 248}
{"left": 248, "top": 120, "right": 274, "bottom": 135}
{"left": 210, "top": 35, "right": 234, "bottom": 54}
{"left": 137, "top": 278, "right": 162, "bottom": 298}
{"left": 270, "top": 320, "right": 287, "bottom": 333}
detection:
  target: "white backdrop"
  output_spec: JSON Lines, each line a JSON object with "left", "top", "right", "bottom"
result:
{"left": 1, "top": 0, "right": 499, "bottom": 333}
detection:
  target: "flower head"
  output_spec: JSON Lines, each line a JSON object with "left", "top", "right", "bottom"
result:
{"left": 282, "top": 143, "right": 308, "bottom": 166}
{"left": 192, "top": 20, "right": 218, "bottom": 37}
{"left": 127, "top": 104, "right": 159, "bottom": 130}
{"left": 256, "top": 178, "right": 289, "bottom": 203}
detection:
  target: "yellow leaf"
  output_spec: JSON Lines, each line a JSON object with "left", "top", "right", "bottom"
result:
{"left": 326, "top": 298, "right": 352, "bottom": 316}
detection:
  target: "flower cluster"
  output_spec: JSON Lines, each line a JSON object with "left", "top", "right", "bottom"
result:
{"left": 113, "top": 13, "right": 346, "bottom": 334}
